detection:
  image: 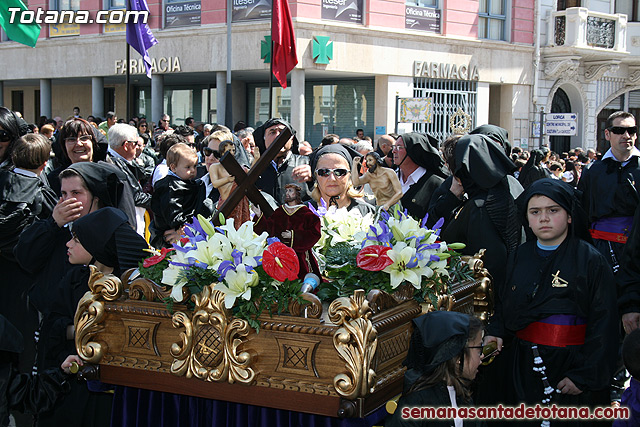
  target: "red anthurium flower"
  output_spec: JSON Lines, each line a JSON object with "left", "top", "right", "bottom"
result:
{"left": 357, "top": 245, "right": 393, "bottom": 271}
{"left": 180, "top": 236, "right": 190, "bottom": 245}
{"left": 143, "top": 248, "right": 175, "bottom": 268}
{"left": 262, "top": 242, "right": 299, "bottom": 282}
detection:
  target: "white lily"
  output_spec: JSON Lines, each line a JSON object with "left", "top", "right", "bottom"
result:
{"left": 162, "top": 268, "right": 189, "bottom": 302}
{"left": 213, "top": 264, "right": 259, "bottom": 309}
{"left": 383, "top": 242, "right": 433, "bottom": 289}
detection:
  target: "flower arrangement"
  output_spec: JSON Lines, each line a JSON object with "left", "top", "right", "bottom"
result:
{"left": 313, "top": 207, "right": 469, "bottom": 306}
{"left": 140, "top": 215, "right": 305, "bottom": 329}
{"left": 139, "top": 207, "right": 470, "bottom": 329}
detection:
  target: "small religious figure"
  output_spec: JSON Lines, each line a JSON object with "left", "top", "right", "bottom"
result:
{"left": 351, "top": 152, "right": 403, "bottom": 211}
{"left": 253, "top": 184, "right": 321, "bottom": 280}
{"left": 209, "top": 140, "right": 251, "bottom": 228}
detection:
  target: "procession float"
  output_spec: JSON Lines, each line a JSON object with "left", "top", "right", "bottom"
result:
{"left": 72, "top": 129, "right": 492, "bottom": 419}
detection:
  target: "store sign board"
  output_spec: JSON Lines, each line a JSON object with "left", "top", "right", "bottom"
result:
{"left": 322, "top": 0, "right": 363, "bottom": 24}
{"left": 49, "top": 23, "right": 80, "bottom": 37}
{"left": 115, "top": 57, "right": 182, "bottom": 74}
{"left": 413, "top": 61, "right": 479, "bottom": 81}
{"left": 165, "top": 1, "right": 201, "bottom": 28}
{"left": 545, "top": 113, "right": 578, "bottom": 136}
{"left": 405, "top": 6, "right": 440, "bottom": 33}
{"left": 232, "top": 0, "right": 272, "bottom": 22}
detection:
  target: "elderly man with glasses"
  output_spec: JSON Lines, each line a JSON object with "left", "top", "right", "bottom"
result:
{"left": 106, "top": 123, "right": 152, "bottom": 236}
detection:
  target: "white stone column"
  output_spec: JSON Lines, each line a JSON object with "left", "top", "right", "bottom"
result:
{"left": 92, "top": 77, "right": 104, "bottom": 118}
{"left": 40, "top": 79, "right": 52, "bottom": 119}
{"left": 290, "top": 69, "right": 305, "bottom": 139}
{"left": 216, "top": 72, "right": 226, "bottom": 125}
{"left": 151, "top": 74, "right": 164, "bottom": 125}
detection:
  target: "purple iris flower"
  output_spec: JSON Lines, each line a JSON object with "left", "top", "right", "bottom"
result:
{"left": 217, "top": 260, "right": 235, "bottom": 279}
{"left": 308, "top": 199, "right": 328, "bottom": 217}
{"left": 432, "top": 217, "right": 445, "bottom": 232}
{"left": 267, "top": 237, "right": 281, "bottom": 245}
{"left": 406, "top": 257, "right": 419, "bottom": 269}
{"left": 429, "top": 254, "right": 441, "bottom": 262}
{"left": 421, "top": 213, "right": 429, "bottom": 228}
{"left": 231, "top": 249, "right": 244, "bottom": 266}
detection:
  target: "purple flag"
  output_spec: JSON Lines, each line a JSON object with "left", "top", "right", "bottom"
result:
{"left": 126, "top": 0, "right": 158, "bottom": 78}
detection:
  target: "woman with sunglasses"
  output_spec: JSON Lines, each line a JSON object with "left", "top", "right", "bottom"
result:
{"left": 0, "top": 106, "right": 31, "bottom": 170}
{"left": 46, "top": 118, "right": 107, "bottom": 196}
{"left": 385, "top": 311, "right": 484, "bottom": 427}
{"left": 309, "top": 144, "right": 375, "bottom": 217}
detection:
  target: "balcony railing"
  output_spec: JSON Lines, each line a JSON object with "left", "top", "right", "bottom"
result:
{"left": 548, "top": 8, "right": 627, "bottom": 53}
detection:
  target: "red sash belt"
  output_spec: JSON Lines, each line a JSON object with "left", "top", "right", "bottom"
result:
{"left": 516, "top": 322, "right": 586, "bottom": 348}
{"left": 589, "top": 229, "right": 628, "bottom": 244}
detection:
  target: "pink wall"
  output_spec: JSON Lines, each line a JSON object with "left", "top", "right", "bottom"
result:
{"left": 369, "top": 0, "right": 405, "bottom": 29}
{"left": 21, "top": 0, "right": 533, "bottom": 44}
{"left": 443, "top": 0, "right": 478, "bottom": 38}
{"left": 202, "top": 0, "right": 226, "bottom": 25}
{"left": 512, "top": 0, "right": 534, "bottom": 44}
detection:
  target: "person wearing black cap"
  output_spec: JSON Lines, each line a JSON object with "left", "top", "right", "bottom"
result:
{"left": 309, "top": 143, "right": 375, "bottom": 216}
{"left": 428, "top": 125, "right": 519, "bottom": 231}
{"left": 517, "top": 148, "right": 551, "bottom": 189}
{"left": 485, "top": 178, "right": 618, "bottom": 412}
{"left": 385, "top": 311, "right": 484, "bottom": 426}
{"left": 393, "top": 132, "right": 449, "bottom": 222}
{"left": 38, "top": 207, "right": 148, "bottom": 427}
{"left": 252, "top": 118, "right": 313, "bottom": 204}
{"left": 441, "top": 134, "right": 523, "bottom": 291}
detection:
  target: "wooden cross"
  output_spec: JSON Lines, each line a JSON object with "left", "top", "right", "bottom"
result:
{"left": 213, "top": 127, "right": 293, "bottom": 225}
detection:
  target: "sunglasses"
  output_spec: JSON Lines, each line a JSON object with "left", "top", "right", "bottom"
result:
{"left": 203, "top": 147, "right": 217, "bottom": 157}
{"left": 316, "top": 168, "right": 349, "bottom": 178}
{"left": 0, "top": 130, "right": 11, "bottom": 142}
{"left": 608, "top": 126, "right": 637, "bottom": 136}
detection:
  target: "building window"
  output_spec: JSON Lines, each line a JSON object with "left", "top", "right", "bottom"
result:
{"left": 56, "top": 0, "right": 80, "bottom": 10}
{"left": 616, "top": 0, "right": 639, "bottom": 22}
{"left": 107, "top": 0, "right": 127, "bottom": 9}
{"left": 406, "top": 0, "right": 437, "bottom": 7}
{"left": 412, "top": 78, "right": 477, "bottom": 141}
{"left": 557, "top": 0, "right": 580, "bottom": 11}
{"left": 479, "top": 0, "right": 506, "bottom": 40}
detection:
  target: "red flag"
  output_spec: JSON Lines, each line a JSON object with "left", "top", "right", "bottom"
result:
{"left": 271, "top": 0, "right": 298, "bottom": 89}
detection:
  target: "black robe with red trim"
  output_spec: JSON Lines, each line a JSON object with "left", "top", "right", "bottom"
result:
{"left": 487, "top": 237, "right": 618, "bottom": 413}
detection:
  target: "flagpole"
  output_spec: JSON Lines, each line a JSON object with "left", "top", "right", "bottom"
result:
{"left": 125, "top": 0, "right": 131, "bottom": 121}
{"left": 226, "top": 0, "right": 233, "bottom": 128}
{"left": 268, "top": 0, "right": 274, "bottom": 119}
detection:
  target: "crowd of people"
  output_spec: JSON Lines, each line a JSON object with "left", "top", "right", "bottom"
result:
{"left": 0, "top": 105, "right": 639, "bottom": 426}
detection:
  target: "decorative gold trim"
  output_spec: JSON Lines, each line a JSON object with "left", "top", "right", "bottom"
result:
{"left": 170, "top": 285, "right": 255, "bottom": 384}
{"left": 288, "top": 292, "right": 323, "bottom": 318}
{"left": 75, "top": 266, "right": 123, "bottom": 364}
{"left": 328, "top": 289, "right": 378, "bottom": 399}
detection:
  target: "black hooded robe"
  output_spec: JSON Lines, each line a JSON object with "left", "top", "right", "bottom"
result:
{"left": 488, "top": 238, "right": 618, "bottom": 418}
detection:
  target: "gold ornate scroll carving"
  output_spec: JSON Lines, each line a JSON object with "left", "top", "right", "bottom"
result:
{"left": 75, "top": 266, "right": 124, "bottom": 363}
{"left": 328, "top": 289, "right": 378, "bottom": 400}
{"left": 170, "top": 285, "right": 255, "bottom": 384}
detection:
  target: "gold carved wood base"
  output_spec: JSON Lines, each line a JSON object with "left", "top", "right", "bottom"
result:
{"left": 74, "top": 251, "right": 491, "bottom": 418}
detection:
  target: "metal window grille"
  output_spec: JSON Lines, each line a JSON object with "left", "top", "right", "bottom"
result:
{"left": 412, "top": 78, "right": 477, "bottom": 141}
